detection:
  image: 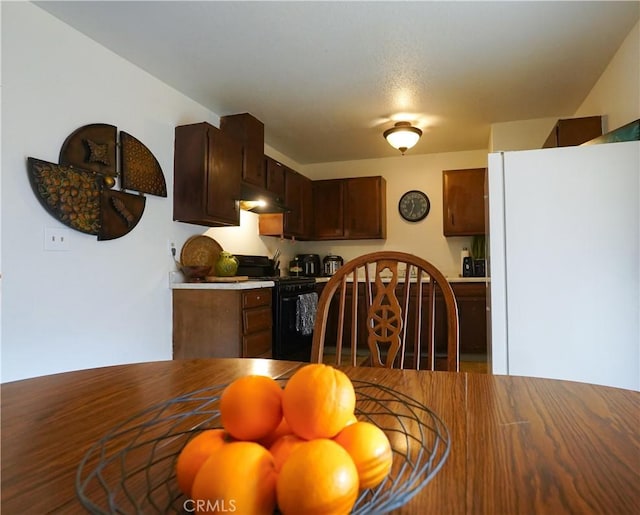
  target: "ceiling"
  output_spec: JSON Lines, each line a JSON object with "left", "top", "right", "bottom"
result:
{"left": 35, "top": 1, "right": 639, "bottom": 165}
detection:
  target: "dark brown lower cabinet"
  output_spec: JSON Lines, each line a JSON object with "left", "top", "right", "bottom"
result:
{"left": 173, "top": 289, "right": 272, "bottom": 359}
{"left": 434, "top": 282, "right": 487, "bottom": 355}
{"left": 316, "top": 281, "right": 487, "bottom": 370}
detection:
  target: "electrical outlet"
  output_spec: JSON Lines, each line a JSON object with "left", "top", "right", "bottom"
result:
{"left": 168, "top": 240, "right": 176, "bottom": 258}
{"left": 44, "top": 227, "right": 70, "bottom": 251}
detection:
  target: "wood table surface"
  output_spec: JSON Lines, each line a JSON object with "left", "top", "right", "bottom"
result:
{"left": 1, "top": 358, "right": 638, "bottom": 514}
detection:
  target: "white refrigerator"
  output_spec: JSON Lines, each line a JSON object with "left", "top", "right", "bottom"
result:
{"left": 487, "top": 140, "right": 639, "bottom": 391}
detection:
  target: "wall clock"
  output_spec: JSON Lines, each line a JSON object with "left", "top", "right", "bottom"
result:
{"left": 398, "top": 190, "right": 430, "bottom": 222}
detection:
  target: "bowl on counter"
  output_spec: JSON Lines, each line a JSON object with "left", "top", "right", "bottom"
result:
{"left": 180, "top": 265, "right": 211, "bottom": 281}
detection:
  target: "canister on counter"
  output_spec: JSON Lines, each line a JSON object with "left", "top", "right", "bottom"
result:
{"left": 323, "top": 255, "right": 344, "bottom": 276}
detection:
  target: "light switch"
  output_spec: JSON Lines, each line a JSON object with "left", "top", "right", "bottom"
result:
{"left": 44, "top": 227, "right": 71, "bottom": 251}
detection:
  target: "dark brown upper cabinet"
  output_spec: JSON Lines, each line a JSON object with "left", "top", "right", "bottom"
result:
{"left": 344, "top": 176, "right": 387, "bottom": 239}
{"left": 283, "top": 167, "right": 313, "bottom": 239}
{"left": 543, "top": 116, "right": 602, "bottom": 148}
{"left": 442, "top": 168, "right": 486, "bottom": 236}
{"left": 265, "top": 155, "right": 286, "bottom": 201}
{"left": 313, "top": 176, "right": 386, "bottom": 240}
{"left": 259, "top": 165, "right": 313, "bottom": 240}
{"left": 313, "top": 179, "right": 345, "bottom": 239}
{"left": 220, "top": 113, "right": 266, "bottom": 188}
{"left": 173, "top": 122, "right": 242, "bottom": 227}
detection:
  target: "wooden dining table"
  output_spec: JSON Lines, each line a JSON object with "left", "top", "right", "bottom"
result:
{"left": 1, "top": 358, "right": 639, "bottom": 514}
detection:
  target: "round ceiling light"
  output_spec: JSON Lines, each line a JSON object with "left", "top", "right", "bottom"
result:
{"left": 383, "top": 122, "right": 422, "bottom": 155}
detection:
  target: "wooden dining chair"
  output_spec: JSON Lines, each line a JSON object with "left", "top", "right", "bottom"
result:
{"left": 311, "top": 251, "right": 459, "bottom": 371}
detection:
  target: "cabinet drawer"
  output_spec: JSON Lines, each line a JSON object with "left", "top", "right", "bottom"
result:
{"left": 244, "top": 330, "right": 272, "bottom": 358}
{"left": 242, "top": 289, "right": 272, "bottom": 309}
{"left": 243, "top": 306, "right": 272, "bottom": 334}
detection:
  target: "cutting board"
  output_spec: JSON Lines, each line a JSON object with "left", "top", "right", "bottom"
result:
{"left": 204, "top": 276, "right": 249, "bottom": 283}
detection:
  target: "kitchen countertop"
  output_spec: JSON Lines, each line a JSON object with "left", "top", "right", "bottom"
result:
{"left": 169, "top": 272, "right": 275, "bottom": 290}
{"left": 314, "top": 276, "right": 487, "bottom": 284}
{"left": 170, "top": 271, "right": 487, "bottom": 290}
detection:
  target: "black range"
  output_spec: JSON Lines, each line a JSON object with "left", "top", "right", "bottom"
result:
{"left": 236, "top": 255, "right": 317, "bottom": 362}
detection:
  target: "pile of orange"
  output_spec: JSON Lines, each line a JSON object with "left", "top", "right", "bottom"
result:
{"left": 175, "top": 363, "right": 393, "bottom": 515}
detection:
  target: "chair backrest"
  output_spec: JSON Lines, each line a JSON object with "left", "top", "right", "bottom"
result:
{"left": 311, "top": 251, "right": 459, "bottom": 371}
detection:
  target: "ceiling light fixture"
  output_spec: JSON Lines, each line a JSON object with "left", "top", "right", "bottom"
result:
{"left": 383, "top": 121, "right": 422, "bottom": 155}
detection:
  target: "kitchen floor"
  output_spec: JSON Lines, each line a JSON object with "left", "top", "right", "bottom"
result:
{"left": 460, "top": 358, "right": 489, "bottom": 374}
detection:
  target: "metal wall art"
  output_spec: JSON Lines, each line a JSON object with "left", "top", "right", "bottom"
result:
{"left": 28, "top": 123, "right": 167, "bottom": 240}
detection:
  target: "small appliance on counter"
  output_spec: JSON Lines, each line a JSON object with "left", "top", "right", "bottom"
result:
{"left": 473, "top": 259, "right": 486, "bottom": 277}
{"left": 296, "top": 254, "right": 321, "bottom": 277}
{"left": 236, "top": 255, "right": 277, "bottom": 278}
{"left": 461, "top": 248, "right": 473, "bottom": 277}
{"left": 288, "top": 257, "right": 302, "bottom": 277}
{"left": 461, "top": 247, "right": 485, "bottom": 277}
{"left": 323, "top": 255, "right": 344, "bottom": 276}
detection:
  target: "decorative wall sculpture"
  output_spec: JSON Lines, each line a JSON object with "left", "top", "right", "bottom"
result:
{"left": 28, "top": 123, "right": 166, "bottom": 240}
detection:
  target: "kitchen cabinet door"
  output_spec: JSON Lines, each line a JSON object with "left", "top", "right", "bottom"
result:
{"left": 313, "top": 176, "right": 386, "bottom": 240}
{"left": 318, "top": 281, "right": 487, "bottom": 369}
{"left": 434, "top": 282, "right": 487, "bottom": 356}
{"left": 302, "top": 172, "right": 314, "bottom": 238}
{"left": 313, "top": 180, "right": 345, "bottom": 238}
{"left": 315, "top": 282, "right": 368, "bottom": 352}
{"left": 241, "top": 289, "right": 272, "bottom": 358}
{"left": 174, "top": 122, "right": 242, "bottom": 227}
{"left": 283, "top": 167, "right": 313, "bottom": 239}
{"left": 258, "top": 166, "right": 313, "bottom": 240}
{"left": 220, "top": 113, "right": 266, "bottom": 188}
{"left": 543, "top": 116, "right": 602, "bottom": 148}
{"left": 173, "top": 288, "right": 272, "bottom": 359}
{"left": 265, "top": 155, "right": 285, "bottom": 200}
{"left": 344, "top": 176, "right": 387, "bottom": 239}
{"left": 442, "top": 168, "right": 486, "bottom": 236}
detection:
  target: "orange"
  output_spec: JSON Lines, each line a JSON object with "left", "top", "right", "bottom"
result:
{"left": 269, "top": 433, "right": 307, "bottom": 472}
{"left": 219, "top": 375, "right": 283, "bottom": 441}
{"left": 191, "top": 441, "right": 277, "bottom": 515}
{"left": 276, "top": 438, "right": 359, "bottom": 515}
{"left": 259, "top": 416, "right": 294, "bottom": 448}
{"left": 334, "top": 421, "right": 393, "bottom": 489}
{"left": 175, "top": 429, "right": 232, "bottom": 496}
{"left": 282, "top": 364, "right": 356, "bottom": 439}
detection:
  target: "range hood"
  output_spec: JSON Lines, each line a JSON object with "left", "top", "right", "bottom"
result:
{"left": 238, "top": 183, "right": 291, "bottom": 214}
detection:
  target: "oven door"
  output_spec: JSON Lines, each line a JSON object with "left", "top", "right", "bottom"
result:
{"left": 273, "top": 291, "right": 314, "bottom": 362}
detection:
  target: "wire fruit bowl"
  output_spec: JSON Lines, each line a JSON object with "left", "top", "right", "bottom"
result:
{"left": 76, "top": 379, "right": 451, "bottom": 514}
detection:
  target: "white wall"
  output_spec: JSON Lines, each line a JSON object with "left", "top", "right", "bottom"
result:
{"left": 575, "top": 21, "right": 640, "bottom": 131}
{"left": 1, "top": 2, "right": 227, "bottom": 382}
{"left": 207, "top": 150, "right": 489, "bottom": 280}
{"left": 490, "top": 20, "right": 640, "bottom": 152}
{"left": 489, "top": 117, "right": 560, "bottom": 152}
{"left": 4, "top": 3, "right": 635, "bottom": 381}
{"left": 295, "top": 150, "right": 488, "bottom": 278}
